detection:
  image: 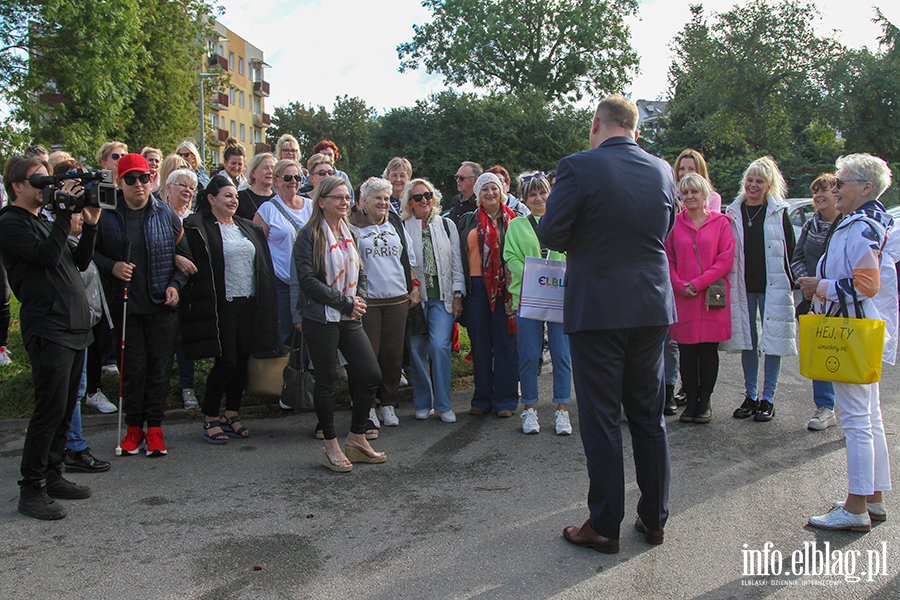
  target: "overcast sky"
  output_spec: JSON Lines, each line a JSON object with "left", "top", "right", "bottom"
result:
{"left": 217, "top": 0, "right": 899, "bottom": 115}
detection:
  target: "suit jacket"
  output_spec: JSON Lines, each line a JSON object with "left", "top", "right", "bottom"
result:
{"left": 536, "top": 136, "right": 677, "bottom": 333}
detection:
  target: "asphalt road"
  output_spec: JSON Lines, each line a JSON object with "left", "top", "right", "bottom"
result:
{"left": 1, "top": 351, "right": 899, "bottom": 600}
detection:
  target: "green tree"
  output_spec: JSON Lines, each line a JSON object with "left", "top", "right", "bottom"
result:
{"left": 659, "top": 0, "right": 845, "bottom": 196}
{"left": 268, "top": 95, "right": 376, "bottom": 184}
{"left": 397, "top": 0, "right": 640, "bottom": 102}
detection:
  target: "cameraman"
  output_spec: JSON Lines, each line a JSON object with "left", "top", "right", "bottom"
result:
{"left": 0, "top": 155, "right": 101, "bottom": 520}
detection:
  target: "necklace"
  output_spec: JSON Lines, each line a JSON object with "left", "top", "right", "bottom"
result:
{"left": 744, "top": 202, "right": 765, "bottom": 227}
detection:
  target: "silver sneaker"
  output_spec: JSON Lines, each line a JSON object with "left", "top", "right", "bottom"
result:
{"left": 182, "top": 389, "right": 199, "bottom": 409}
{"left": 368, "top": 407, "right": 381, "bottom": 428}
{"left": 85, "top": 390, "right": 118, "bottom": 414}
{"left": 521, "top": 408, "right": 540, "bottom": 434}
{"left": 808, "top": 506, "right": 871, "bottom": 531}
{"left": 807, "top": 406, "right": 837, "bottom": 431}
{"left": 555, "top": 410, "right": 573, "bottom": 435}
{"left": 438, "top": 410, "right": 457, "bottom": 423}
{"left": 377, "top": 405, "right": 399, "bottom": 426}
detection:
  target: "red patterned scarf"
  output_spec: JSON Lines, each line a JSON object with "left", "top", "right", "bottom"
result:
{"left": 477, "top": 204, "right": 517, "bottom": 333}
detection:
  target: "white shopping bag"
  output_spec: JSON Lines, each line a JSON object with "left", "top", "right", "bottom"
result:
{"left": 517, "top": 256, "right": 566, "bottom": 323}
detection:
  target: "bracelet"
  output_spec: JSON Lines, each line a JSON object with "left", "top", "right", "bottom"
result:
{"left": 412, "top": 279, "right": 420, "bottom": 288}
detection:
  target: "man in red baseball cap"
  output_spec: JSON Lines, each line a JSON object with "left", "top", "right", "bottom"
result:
{"left": 93, "top": 154, "right": 190, "bottom": 458}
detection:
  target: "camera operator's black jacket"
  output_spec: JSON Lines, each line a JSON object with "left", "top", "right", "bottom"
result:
{"left": 0, "top": 206, "right": 95, "bottom": 348}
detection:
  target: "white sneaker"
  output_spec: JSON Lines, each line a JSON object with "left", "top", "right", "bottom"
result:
{"left": 279, "top": 399, "right": 293, "bottom": 410}
{"left": 0, "top": 346, "right": 12, "bottom": 366}
{"left": 808, "top": 506, "right": 871, "bottom": 531}
{"left": 415, "top": 409, "right": 434, "bottom": 420}
{"left": 377, "top": 405, "right": 399, "bottom": 426}
{"left": 833, "top": 500, "right": 887, "bottom": 521}
{"left": 101, "top": 364, "right": 119, "bottom": 376}
{"left": 807, "top": 406, "right": 837, "bottom": 431}
{"left": 368, "top": 407, "right": 381, "bottom": 428}
{"left": 182, "top": 389, "right": 199, "bottom": 409}
{"left": 438, "top": 410, "right": 457, "bottom": 423}
{"left": 555, "top": 410, "right": 572, "bottom": 435}
{"left": 85, "top": 390, "right": 117, "bottom": 414}
{"left": 399, "top": 374, "right": 409, "bottom": 387}
{"left": 521, "top": 408, "right": 540, "bottom": 434}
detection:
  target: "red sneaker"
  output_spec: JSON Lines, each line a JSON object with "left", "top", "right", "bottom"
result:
{"left": 145, "top": 427, "right": 167, "bottom": 457}
{"left": 120, "top": 427, "right": 144, "bottom": 455}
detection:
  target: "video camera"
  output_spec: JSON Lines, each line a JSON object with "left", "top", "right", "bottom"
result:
{"left": 28, "top": 169, "right": 117, "bottom": 213}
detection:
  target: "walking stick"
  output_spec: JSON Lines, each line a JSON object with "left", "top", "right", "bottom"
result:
{"left": 114, "top": 242, "right": 132, "bottom": 456}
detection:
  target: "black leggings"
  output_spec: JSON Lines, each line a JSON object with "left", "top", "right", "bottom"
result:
{"left": 203, "top": 297, "right": 255, "bottom": 417}
{"left": 678, "top": 342, "right": 720, "bottom": 397}
{"left": 304, "top": 319, "right": 381, "bottom": 440}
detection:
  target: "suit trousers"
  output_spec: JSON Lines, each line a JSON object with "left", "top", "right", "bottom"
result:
{"left": 20, "top": 338, "right": 85, "bottom": 485}
{"left": 569, "top": 325, "right": 671, "bottom": 539}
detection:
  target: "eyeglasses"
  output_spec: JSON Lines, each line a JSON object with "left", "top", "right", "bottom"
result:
{"left": 281, "top": 148, "right": 298, "bottom": 155}
{"left": 122, "top": 173, "right": 151, "bottom": 186}
{"left": 313, "top": 169, "right": 335, "bottom": 177}
{"left": 109, "top": 153, "right": 125, "bottom": 161}
{"left": 281, "top": 174, "right": 303, "bottom": 182}
{"left": 411, "top": 192, "right": 434, "bottom": 202}
{"left": 171, "top": 181, "right": 196, "bottom": 192}
{"left": 323, "top": 194, "right": 352, "bottom": 202}
{"left": 835, "top": 178, "right": 867, "bottom": 189}
{"left": 455, "top": 174, "right": 476, "bottom": 181}
{"left": 521, "top": 172, "right": 545, "bottom": 184}
{"left": 176, "top": 152, "right": 193, "bottom": 159}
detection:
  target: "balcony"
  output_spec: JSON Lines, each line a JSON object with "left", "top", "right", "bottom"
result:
{"left": 212, "top": 91, "right": 228, "bottom": 110}
{"left": 216, "top": 128, "right": 229, "bottom": 143}
{"left": 255, "top": 143, "right": 272, "bottom": 154}
{"left": 209, "top": 54, "right": 228, "bottom": 70}
{"left": 254, "top": 112, "right": 271, "bottom": 127}
{"left": 253, "top": 80, "right": 270, "bottom": 97}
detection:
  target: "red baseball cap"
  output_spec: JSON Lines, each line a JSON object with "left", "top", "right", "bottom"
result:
{"left": 117, "top": 153, "right": 150, "bottom": 178}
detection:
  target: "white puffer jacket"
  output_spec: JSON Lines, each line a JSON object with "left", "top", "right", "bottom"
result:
{"left": 721, "top": 194, "right": 797, "bottom": 356}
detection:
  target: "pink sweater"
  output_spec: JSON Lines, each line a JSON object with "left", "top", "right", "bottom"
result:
{"left": 665, "top": 210, "right": 735, "bottom": 344}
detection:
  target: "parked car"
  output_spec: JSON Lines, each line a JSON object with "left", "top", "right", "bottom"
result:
{"left": 787, "top": 198, "right": 815, "bottom": 240}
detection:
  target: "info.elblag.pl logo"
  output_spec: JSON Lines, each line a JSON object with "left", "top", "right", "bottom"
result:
{"left": 741, "top": 541, "right": 889, "bottom": 587}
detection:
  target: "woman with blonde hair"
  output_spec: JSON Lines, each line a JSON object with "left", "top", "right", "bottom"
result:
{"left": 383, "top": 157, "right": 412, "bottom": 213}
{"left": 157, "top": 154, "right": 190, "bottom": 203}
{"left": 723, "top": 156, "right": 796, "bottom": 422}
{"left": 402, "top": 178, "right": 464, "bottom": 422}
{"left": 175, "top": 140, "right": 210, "bottom": 188}
{"left": 237, "top": 152, "right": 276, "bottom": 219}
{"left": 141, "top": 146, "right": 163, "bottom": 192}
{"left": 294, "top": 176, "right": 383, "bottom": 472}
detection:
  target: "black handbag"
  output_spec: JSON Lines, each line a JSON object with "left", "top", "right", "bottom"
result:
{"left": 407, "top": 301, "right": 428, "bottom": 336}
{"left": 281, "top": 331, "right": 315, "bottom": 411}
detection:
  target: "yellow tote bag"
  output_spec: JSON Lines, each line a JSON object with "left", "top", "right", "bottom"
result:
{"left": 799, "top": 314, "right": 885, "bottom": 384}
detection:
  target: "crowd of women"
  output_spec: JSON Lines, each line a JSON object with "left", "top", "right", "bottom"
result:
{"left": 3, "top": 137, "right": 896, "bottom": 527}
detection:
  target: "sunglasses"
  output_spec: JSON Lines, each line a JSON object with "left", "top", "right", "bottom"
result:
{"left": 176, "top": 152, "right": 193, "bottom": 159}
{"left": 313, "top": 169, "right": 335, "bottom": 177}
{"left": 411, "top": 192, "right": 434, "bottom": 202}
{"left": 835, "top": 178, "right": 867, "bottom": 189}
{"left": 521, "top": 172, "right": 545, "bottom": 184}
{"left": 122, "top": 173, "right": 151, "bottom": 186}
{"left": 455, "top": 174, "right": 476, "bottom": 181}
{"left": 109, "top": 153, "right": 125, "bottom": 161}
{"left": 281, "top": 174, "right": 303, "bottom": 182}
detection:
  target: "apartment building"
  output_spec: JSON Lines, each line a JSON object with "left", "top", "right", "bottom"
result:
{"left": 205, "top": 20, "right": 271, "bottom": 166}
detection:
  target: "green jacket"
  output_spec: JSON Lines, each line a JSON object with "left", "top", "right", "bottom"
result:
{"left": 503, "top": 214, "right": 566, "bottom": 311}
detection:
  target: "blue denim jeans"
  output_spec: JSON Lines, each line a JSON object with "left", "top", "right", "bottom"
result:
{"left": 464, "top": 277, "right": 519, "bottom": 413}
{"left": 409, "top": 298, "right": 455, "bottom": 413}
{"left": 275, "top": 278, "right": 293, "bottom": 347}
{"left": 741, "top": 292, "right": 782, "bottom": 402}
{"left": 813, "top": 379, "right": 835, "bottom": 410}
{"left": 66, "top": 363, "right": 88, "bottom": 452}
{"left": 515, "top": 314, "right": 571, "bottom": 405}
{"left": 664, "top": 333, "right": 679, "bottom": 386}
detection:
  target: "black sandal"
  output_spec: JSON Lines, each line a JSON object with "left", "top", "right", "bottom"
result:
{"left": 220, "top": 414, "right": 249, "bottom": 438}
{"left": 203, "top": 421, "right": 228, "bottom": 444}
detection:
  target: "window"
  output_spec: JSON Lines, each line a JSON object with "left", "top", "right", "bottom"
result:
{"left": 253, "top": 66, "right": 261, "bottom": 82}
{"left": 239, "top": 90, "right": 244, "bottom": 109}
{"left": 228, "top": 51, "right": 234, "bottom": 70}
{"left": 211, "top": 113, "right": 219, "bottom": 128}
{"left": 254, "top": 129, "right": 261, "bottom": 144}
{"left": 238, "top": 57, "right": 244, "bottom": 75}
{"left": 254, "top": 97, "right": 260, "bottom": 114}
{"left": 239, "top": 123, "right": 245, "bottom": 141}
{"left": 230, "top": 120, "right": 236, "bottom": 137}
{"left": 229, "top": 87, "right": 235, "bottom": 104}
{"left": 212, "top": 150, "right": 220, "bottom": 165}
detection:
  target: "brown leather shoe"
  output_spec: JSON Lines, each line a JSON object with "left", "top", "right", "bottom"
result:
{"left": 563, "top": 520, "right": 619, "bottom": 554}
{"left": 635, "top": 516, "right": 665, "bottom": 545}
{"left": 497, "top": 411, "right": 514, "bottom": 418}
{"left": 469, "top": 407, "right": 487, "bottom": 416}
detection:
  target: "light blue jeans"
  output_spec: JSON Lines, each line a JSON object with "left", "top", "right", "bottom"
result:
{"left": 66, "top": 362, "right": 88, "bottom": 452}
{"left": 664, "top": 333, "right": 679, "bottom": 386}
{"left": 515, "top": 314, "right": 571, "bottom": 405}
{"left": 409, "top": 298, "right": 455, "bottom": 413}
{"left": 741, "top": 292, "right": 782, "bottom": 402}
{"left": 813, "top": 379, "right": 835, "bottom": 410}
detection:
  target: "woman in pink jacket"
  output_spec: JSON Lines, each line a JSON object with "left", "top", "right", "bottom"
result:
{"left": 665, "top": 174, "right": 735, "bottom": 423}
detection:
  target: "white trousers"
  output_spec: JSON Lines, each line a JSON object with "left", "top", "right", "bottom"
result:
{"left": 834, "top": 381, "right": 892, "bottom": 496}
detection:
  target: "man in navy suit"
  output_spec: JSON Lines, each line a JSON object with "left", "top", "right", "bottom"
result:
{"left": 537, "top": 95, "right": 677, "bottom": 553}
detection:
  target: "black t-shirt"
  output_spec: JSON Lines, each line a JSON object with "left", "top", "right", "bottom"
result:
{"left": 237, "top": 188, "right": 274, "bottom": 220}
{"left": 742, "top": 203, "right": 796, "bottom": 294}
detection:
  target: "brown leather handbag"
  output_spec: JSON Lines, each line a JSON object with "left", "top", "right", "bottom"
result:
{"left": 689, "top": 230, "right": 726, "bottom": 309}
